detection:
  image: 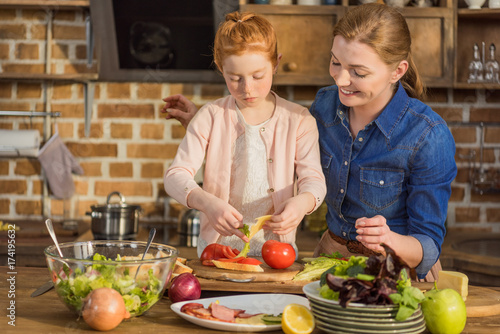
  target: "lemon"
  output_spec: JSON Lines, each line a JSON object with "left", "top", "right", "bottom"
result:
{"left": 281, "top": 304, "right": 315, "bottom": 334}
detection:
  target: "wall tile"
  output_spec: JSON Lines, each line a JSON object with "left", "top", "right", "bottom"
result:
{"left": 17, "top": 82, "right": 42, "bottom": 99}
{"left": 110, "top": 123, "right": 133, "bottom": 139}
{"left": 14, "top": 159, "right": 40, "bottom": 175}
{"left": 109, "top": 162, "right": 133, "bottom": 178}
{"left": 94, "top": 181, "right": 152, "bottom": 197}
{"left": 127, "top": 143, "right": 178, "bottom": 159}
{"left": 0, "top": 199, "right": 10, "bottom": 214}
{"left": 98, "top": 104, "right": 155, "bottom": 119}
{"left": 140, "top": 123, "right": 164, "bottom": 139}
{"left": 15, "top": 199, "right": 42, "bottom": 215}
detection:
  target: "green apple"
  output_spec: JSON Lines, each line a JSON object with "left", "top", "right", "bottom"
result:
{"left": 421, "top": 287, "right": 467, "bottom": 334}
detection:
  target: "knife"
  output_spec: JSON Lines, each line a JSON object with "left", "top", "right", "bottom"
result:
{"left": 31, "top": 281, "right": 54, "bottom": 298}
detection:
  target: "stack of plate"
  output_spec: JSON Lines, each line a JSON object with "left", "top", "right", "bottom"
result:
{"left": 303, "top": 281, "right": 426, "bottom": 334}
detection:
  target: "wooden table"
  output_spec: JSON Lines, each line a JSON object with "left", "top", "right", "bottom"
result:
{"left": 1, "top": 266, "right": 500, "bottom": 333}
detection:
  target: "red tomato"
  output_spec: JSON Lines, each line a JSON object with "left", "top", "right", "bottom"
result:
{"left": 236, "top": 257, "right": 263, "bottom": 265}
{"left": 200, "top": 244, "right": 225, "bottom": 262}
{"left": 201, "top": 260, "right": 215, "bottom": 266}
{"left": 215, "top": 258, "right": 242, "bottom": 263}
{"left": 222, "top": 245, "right": 237, "bottom": 259}
{"left": 200, "top": 244, "right": 241, "bottom": 266}
{"left": 261, "top": 240, "right": 296, "bottom": 269}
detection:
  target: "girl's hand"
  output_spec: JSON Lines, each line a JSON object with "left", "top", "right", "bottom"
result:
{"left": 267, "top": 193, "right": 315, "bottom": 235}
{"left": 204, "top": 198, "right": 247, "bottom": 240}
{"left": 355, "top": 215, "right": 393, "bottom": 255}
{"left": 187, "top": 188, "right": 248, "bottom": 242}
{"left": 161, "top": 94, "right": 198, "bottom": 129}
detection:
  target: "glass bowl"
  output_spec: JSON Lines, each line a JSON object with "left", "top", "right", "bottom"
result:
{"left": 44, "top": 240, "right": 178, "bottom": 317}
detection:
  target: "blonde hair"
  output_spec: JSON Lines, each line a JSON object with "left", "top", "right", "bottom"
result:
{"left": 213, "top": 11, "right": 278, "bottom": 73}
{"left": 333, "top": 3, "right": 426, "bottom": 99}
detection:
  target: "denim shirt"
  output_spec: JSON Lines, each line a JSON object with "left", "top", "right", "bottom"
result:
{"left": 310, "top": 83, "right": 457, "bottom": 279}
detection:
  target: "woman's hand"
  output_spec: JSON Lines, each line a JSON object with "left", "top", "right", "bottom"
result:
{"left": 187, "top": 188, "right": 248, "bottom": 242}
{"left": 355, "top": 215, "right": 423, "bottom": 268}
{"left": 161, "top": 94, "right": 198, "bottom": 129}
{"left": 266, "top": 193, "right": 316, "bottom": 235}
{"left": 355, "top": 215, "right": 392, "bottom": 255}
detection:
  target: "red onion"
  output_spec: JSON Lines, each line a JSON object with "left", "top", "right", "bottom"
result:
{"left": 168, "top": 273, "right": 201, "bottom": 303}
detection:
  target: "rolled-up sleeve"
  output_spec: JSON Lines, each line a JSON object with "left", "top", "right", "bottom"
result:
{"left": 407, "top": 122, "right": 457, "bottom": 279}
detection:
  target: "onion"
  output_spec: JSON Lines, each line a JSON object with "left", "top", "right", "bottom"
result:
{"left": 168, "top": 273, "right": 201, "bottom": 303}
{"left": 82, "top": 287, "right": 130, "bottom": 331}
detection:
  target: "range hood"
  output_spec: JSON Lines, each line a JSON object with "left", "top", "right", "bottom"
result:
{"left": 89, "top": 0, "right": 238, "bottom": 83}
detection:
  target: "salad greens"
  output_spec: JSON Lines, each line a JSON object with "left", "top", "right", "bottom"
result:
{"left": 318, "top": 246, "right": 424, "bottom": 321}
{"left": 293, "top": 252, "right": 348, "bottom": 281}
{"left": 236, "top": 224, "right": 251, "bottom": 258}
{"left": 53, "top": 253, "right": 164, "bottom": 316}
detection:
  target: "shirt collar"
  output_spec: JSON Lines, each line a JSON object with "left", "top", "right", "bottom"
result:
{"left": 373, "top": 82, "right": 410, "bottom": 139}
{"left": 334, "top": 82, "right": 410, "bottom": 136}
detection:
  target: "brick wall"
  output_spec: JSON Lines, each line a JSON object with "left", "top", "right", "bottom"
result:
{"left": 0, "top": 7, "right": 499, "bottom": 232}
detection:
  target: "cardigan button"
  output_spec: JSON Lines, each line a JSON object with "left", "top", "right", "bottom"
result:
{"left": 260, "top": 127, "right": 266, "bottom": 132}
{"left": 269, "top": 188, "right": 275, "bottom": 193}
{"left": 268, "top": 158, "right": 273, "bottom": 163}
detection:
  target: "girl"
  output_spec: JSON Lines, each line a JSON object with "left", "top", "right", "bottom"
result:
{"left": 164, "top": 12, "right": 326, "bottom": 257}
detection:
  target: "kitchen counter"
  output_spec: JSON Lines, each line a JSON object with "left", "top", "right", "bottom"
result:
{"left": 1, "top": 266, "right": 500, "bottom": 334}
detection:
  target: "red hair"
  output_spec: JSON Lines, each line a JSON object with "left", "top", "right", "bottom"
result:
{"left": 213, "top": 11, "right": 278, "bottom": 72}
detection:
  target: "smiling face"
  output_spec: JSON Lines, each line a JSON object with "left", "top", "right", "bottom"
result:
{"left": 222, "top": 51, "right": 275, "bottom": 110}
{"left": 329, "top": 35, "right": 407, "bottom": 115}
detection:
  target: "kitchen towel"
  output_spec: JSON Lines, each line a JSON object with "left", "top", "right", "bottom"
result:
{"left": 38, "top": 132, "right": 84, "bottom": 199}
{"left": 0, "top": 129, "right": 40, "bottom": 157}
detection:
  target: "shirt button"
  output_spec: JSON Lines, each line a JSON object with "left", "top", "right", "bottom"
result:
{"left": 268, "top": 158, "right": 273, "bottom": 163}
{"left": 358, "top": 137, "right": 363, "bottom": 142}
{"left": 342, "top": 232, "right": 347, "bottom": 237}
{"left": 269, "top": 188, "right": 274, "bottom": 193}
{"left": 339, "top": 111, "right": 343, "bottom": 115}
{"left": 379, "top": 180, "right": 385, "bottom": 185}
{"left": 339, "top": 214, "right": 343, "bottom": 219}
{"left": 344, "top": 161, "right": 348, "bottom": 166}
{"left": 260, "top": 127, "right": 266, "bottom": 132}
{"left": 340, "top": 189, "right": 344, "bottom": 194}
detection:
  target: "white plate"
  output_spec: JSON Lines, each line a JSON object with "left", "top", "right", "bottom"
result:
{"left": 303, "top": 281, "right": 398, "bottom": 311}
{"left": 171, "top": 293, "right": 309, "bottom": 332}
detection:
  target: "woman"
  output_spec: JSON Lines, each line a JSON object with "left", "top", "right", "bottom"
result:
{"left": 162, "top": 3, "right": 457, "bottom": 281}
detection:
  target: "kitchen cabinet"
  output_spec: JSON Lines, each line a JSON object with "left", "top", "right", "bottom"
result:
{"left": 241, "top": 4, "right": 344, "bottom": 86}
{"left": 401, "top": 5, "right": 454, "bottom": 87}
{"left": 242, "top": 1, "right": 454, "bottom": 87}
{"left": 454, "top": 2, "right": 500, "bottom": 89}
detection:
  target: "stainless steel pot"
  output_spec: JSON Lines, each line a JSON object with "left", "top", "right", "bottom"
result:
{"left": 86, "top": 191, "right": 142, "bottom": 240}
{"left": 177, "top": 208, "right": 200, "bottom": 247}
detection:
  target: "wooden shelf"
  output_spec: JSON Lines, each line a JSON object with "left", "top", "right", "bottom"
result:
{"left": 454, "top": 82, "right": 500, "bottom": 89}
{"left": 457, "top": 8, "right": 500, "bottom": 18}
{"left": 454, "top": 6, "right": 500, "bottom": 88}
{"left": 0, "top": 0, "right": 89, "bottom": 9}
{"left": 0, "top": 72, "right": 98, "bottom": 82}
{"left": 242, "top": 4, "right": 343, "bottom": 14}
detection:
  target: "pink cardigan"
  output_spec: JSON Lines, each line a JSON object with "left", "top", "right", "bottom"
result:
{"left": 164, "top": 93, "right": 326, "bottom": 246}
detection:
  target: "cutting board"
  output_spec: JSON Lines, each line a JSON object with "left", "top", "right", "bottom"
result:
{"left": 187, "top": 258, "right": 303, "bottom": 282}
{"left": 414, "top": 282, "right": 500, "bottom": 318}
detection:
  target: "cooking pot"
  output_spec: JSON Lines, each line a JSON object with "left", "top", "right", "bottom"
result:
{"left": 86, "top": 191, "right": 142, "bottom": 240}
{"left": 177, "top": 208, "right": 200, "bottom": 247}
